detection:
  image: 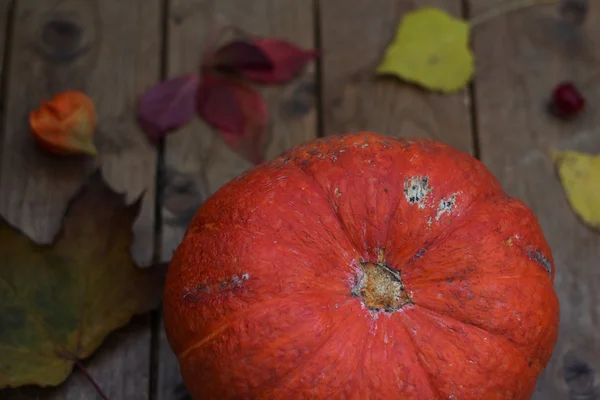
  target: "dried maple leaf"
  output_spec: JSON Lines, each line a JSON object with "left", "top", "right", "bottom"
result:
{"left": 137, "top": 73, "right": 199, "bottom": 141}
{"left": 0, "top": 174, "right": 164, "bottom": 389}
{"left": 29, "top": 91, "right": 98, "bottom": 156}
{"left": 209, "top": 38, "right": 317, "bottom": 84}
{"left": 196, "top": 72, "right": 268, "bottom": 164}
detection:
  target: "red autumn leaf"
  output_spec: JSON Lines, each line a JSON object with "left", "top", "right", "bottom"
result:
{"left": 208, "top": 40, "right": 273, "bottom": 72}
{"left": 196, "top": 72, "right": 268, "bottom": 164}
{"left": 219, "top": 121, "right": 269, "bottom": 166}
{"left": 236, "top": 38, "right": 318, "bottom": 84}
{"left": 137, "top": 73, "right": 199, "bottom": 141}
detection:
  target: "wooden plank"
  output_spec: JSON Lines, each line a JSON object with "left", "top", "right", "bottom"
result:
{"left": 469, "top": 1, "right": 600, "bottom": 398}
{"left": 157, "top": 0, "right": 317, "bottom": 398}
{"left": 160, "top": 0, "right": 317, "bottom": 263}
{"left": 319, "top": 0, "right": 473, "bottom": 154}
{"left": 156, "top": 313, "right": 184, "bottom": 400}
{"left": 0, "top": 0, "right": 12, "bottom": 80}
{"left": 0, "top": 0, "right": 162, "bottom": 398}
{"left": 2, "top": 315, "right": 152, "bottom": 400}
{"left": 0, "top": 0, "right": 161, "bottom": 268}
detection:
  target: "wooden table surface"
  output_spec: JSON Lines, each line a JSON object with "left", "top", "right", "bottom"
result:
{"left": 1, "top": 0, "right": 599, "bottom": 399}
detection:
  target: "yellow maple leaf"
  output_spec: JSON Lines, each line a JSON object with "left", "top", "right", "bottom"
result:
{"left": 376, "top": 7, "right": 474, "bottom": 93}
{"left": 552, "top": 150, "right": 600, "bottom": 230}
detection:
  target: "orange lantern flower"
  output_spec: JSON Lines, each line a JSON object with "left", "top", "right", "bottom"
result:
{"left": 29, "top": 90, "right": 98, "bottom": 156}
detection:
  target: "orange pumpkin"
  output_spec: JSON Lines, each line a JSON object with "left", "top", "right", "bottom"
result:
{"left": 163, "top": 132, "right": 559, "bottom": 399}
{"left": 29, "top": 90, "right": 98, "bottom": 156}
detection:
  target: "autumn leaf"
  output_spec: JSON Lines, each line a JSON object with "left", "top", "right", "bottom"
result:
{"left": 29, "top": 91, "right": 98, "bottom": 156}
{"left": 208, "top": 40, "right": 273, "bottom": 72}
{"left": 211, "top": 38, "right": 318, "bottom": 84}
{"left": 196, "top": 72, "right": 268, "bottom": 164}
{"left": 137, "top": 30, "right": 315, "bottom": 161}
{"left": 552, "top": 150, "right": 600, "bottom": 230}
{"left": 0, "top": 174, "right": 164, "bottom": 389}
{"left": 137, "top": 73, "right": 199, "bottom": 141}
{"left": 376, "top": 7, "right": 474, "bottom": 92}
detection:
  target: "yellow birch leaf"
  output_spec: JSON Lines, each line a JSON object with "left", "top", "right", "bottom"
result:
{"left": 376, "top": 7, "right": 474, "bottom": 93}
{"left": 552, "top": 150, "right": 600, "bottom": 229}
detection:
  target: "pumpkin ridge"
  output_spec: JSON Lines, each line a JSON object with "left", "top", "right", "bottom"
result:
{"left": 385, "top": 177, "right": 505, "bottom": 276}
{"left": 256, "top": 307, "right": 358, "bottom": 397}
{"left": 395, "top": 312, "right": 445, "bottom": 399}
{"left": 423, "top": 188, "right": 501, "bottom": 250}
{"left": 290, "top": 137, "right": 414, "bottom": 262}
{"left": 182, "top": 225, "right": 353, "bottom": 295}
{"left": 185, "top": 220, "right": 357, "bottom": 280}
{"left": 381, "top": 139, "right": 415, "bottom": 263}
{"left": 292, "top": 164, "right": 360, "bottom": 254}
{"left": 396, "top": 191, "right": 509, "bottom": 284}
{"left": 350, "top": 314, "right": 374, "bottom": 396}
{"left": 176, "top": 290, "right": 352, "bottom": 359}
{"left": 399, "top": 306, "right": 540, "bottom": 398}
{"left": 408, "top": 272, "right": 543, "bottom": 286}
{"left": 176, "top": 292, "right": 353, "bottom": 361}
{"left": 389, "top": 204, "right": 478, "bottom": 279}
{"left": 404, "top": 194, "right": 552, "bottom": 284}
{"left": 382, "top": 180, "right": 405, "bottom": 264}
{"left": 412, "top": 302, "right": 525, "bottom": 349}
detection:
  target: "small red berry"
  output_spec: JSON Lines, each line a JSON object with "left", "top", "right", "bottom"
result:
{"left": 550, "top": 81, "right": 585, "bottom": 118}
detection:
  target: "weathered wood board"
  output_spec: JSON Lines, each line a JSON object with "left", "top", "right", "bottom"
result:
{"left": 0, "top": 0, "right": 11, "bottom": 80}
{"left": 0, "top": 0, "right": 162, "bottom": 399}
{"left": 0, "top": 0, "right": 160, "bottom": 268}
{"left": 470, "top": 0, "right": 600, "bottom": 398}
{"left": 157, "top": 0, "right": 318, "bottom": 397}
{"left": 156, "top": 311, "right": 184, "bottom": 400}
{"left": 319, "top": 0, "right": 473, "bottom": 154}
{"left": 160, "top": 0, "right": 318, "bottom": 263}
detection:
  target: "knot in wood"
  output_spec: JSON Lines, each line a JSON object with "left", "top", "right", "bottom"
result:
{"left": 281, "top": 81, "right": 316, "bottom": 119}
{"left": 41, "top": 20, "right": 84, "bottom": 63}
{"left": 563, "top": 353, "right": 597, "bottom": 397}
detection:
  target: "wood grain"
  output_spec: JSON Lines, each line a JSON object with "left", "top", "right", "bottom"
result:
{"left": 160, "top": 0, "right": 317, "bottom": 261}
{"left": 1, "top": 315, "right": 152, "bottom": 400}
{"left": 0, "top": 0, "right": 161, "bottom": 267}
{"left": 0, "top": 1, "right": 160, "bottom": 398}
{"left": 469, "top": 0, "right": 600, "bottom": 398}
{"left": 156, "top": 312, "right": 184, "bottom": 400}
{"left": 0, "top": 0, "right": 12, "bottom": 80}
{"left": 319, "top": 0, "right": 473, "bottom": 154}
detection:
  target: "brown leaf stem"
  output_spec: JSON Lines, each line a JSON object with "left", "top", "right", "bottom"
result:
{"left": 74, "top": 359, "right": 110, "bottom": 400}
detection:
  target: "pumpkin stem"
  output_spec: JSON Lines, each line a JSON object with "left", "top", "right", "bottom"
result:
{"left": 352, "top": 262, "right": 412, "bottom": 312}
